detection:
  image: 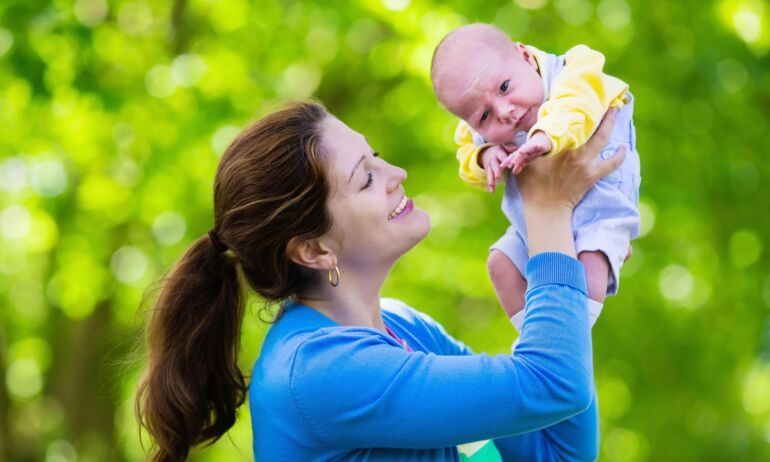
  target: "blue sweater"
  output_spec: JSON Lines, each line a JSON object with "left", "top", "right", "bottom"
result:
{"left": 249, "top": 253, "right": 598, "bottom": 461}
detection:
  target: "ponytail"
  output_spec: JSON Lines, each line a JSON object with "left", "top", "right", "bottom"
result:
{"left": 135, "top": 100, "right": 331, "bottom": 461}
{"left": 135, "top": 234, "right": 245, "bottom": 462}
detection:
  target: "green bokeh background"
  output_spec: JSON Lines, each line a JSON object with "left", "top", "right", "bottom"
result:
{"left": 1, "top": 0, "right": 769, "bottom": 460}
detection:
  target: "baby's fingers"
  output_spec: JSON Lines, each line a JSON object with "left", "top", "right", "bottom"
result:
{"left": 486, "top": 160, "right": 500, "bottom": 192}
{"left": 500, "top": 152, "right": 517, "bottom": 169}
{"left": 511, "top": 158, "right": 529, "bottom": 175}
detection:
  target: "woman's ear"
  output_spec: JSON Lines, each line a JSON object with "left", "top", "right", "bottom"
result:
{"left": 286, "top": 236, "right": 335, "bottom": 270}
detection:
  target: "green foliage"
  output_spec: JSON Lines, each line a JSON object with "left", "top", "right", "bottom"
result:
{"left": 0, "top": 0, "right": 769, "bottom": 460}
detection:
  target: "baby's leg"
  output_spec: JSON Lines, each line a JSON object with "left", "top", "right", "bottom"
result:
{"left": 487, "top": 250, "right": 527, "bottom": 319}
{"left": 578, "top": 250, "right": 609, "bottom": 303}
{"left": 578, "top": 250, "right": 611, "bottom": 327}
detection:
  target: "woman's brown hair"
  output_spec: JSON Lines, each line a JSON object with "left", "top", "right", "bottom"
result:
{"left": 134, "top": 101, "right": 331, "bottom": 461}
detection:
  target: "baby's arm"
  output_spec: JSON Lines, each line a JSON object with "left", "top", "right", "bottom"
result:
{"left": 501, "top": 131, "right": 552, "bottom": 175}
{"left": 529, "top": 45, "right": 629, "bottom": 157}
{"left": 455, "top": 121, "right": 515, "bottom": 192}
{"left": 455, "top": 120, "right": 492, "bottom": 190}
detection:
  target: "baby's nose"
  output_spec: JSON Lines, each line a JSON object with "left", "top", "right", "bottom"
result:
{"left": 497, "top": 103, "right": 516, "bottom": 123}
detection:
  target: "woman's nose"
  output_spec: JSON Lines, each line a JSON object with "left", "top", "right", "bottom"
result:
{"left": 386, "top": 163, "right": 407, "bottom": 192}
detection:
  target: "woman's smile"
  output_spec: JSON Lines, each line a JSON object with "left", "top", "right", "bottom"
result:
{"left": 388, "top": 196, "right": 413, "bottom": 221}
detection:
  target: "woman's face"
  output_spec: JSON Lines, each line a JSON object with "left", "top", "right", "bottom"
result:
{"left": 320, "top": 116, "right": 431, "bottom": 270}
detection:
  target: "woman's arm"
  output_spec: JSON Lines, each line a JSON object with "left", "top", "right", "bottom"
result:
{"left": 289, "top": 253, "right": 591, "bottom": 449}
{"left": 493, "top": 390, "right": 599, "bottom": 462}
{"left": 490, "top": 109, "right": 626, "bottom": 461}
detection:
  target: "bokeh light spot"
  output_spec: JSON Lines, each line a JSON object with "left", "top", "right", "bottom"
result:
{"left": 604, "top": 427, "right": 649, "bottom": 462}
{"left": 171, "top": 54, "right": 207, "bottom": 88}
{"left": 598, "top": 375, "right": 632, "bottom": 419}
{"left": 638, "top": 199, "right": 655, "bottom": 238}
{"left": 382, "top": 0, "right": 410, "bottom": 11}
{"left": 145, "top": 65, "right": 177, "bottom": 98}
{"left": 743, "top": 362, "right": 770, "bottom": 415}
{"left": 211, "top": 125, "right": 241, "bottom": 157}
{"left": 659, "top": 264, "right": 694, "bottom": 303}
{"left": 74, "top": 0, "right": 109, "bottom": 27}
{"left": 0, "top": 27, "right": 14, "bottom": 57}
{"left": 30, "top": 158, "right": 68, "bottom": 197}
{"left": 46, "top": 439, "right": 77, "bottom": 462}
{"left": 515, "top": 0, "right": 548, "bottom": 10}
{"left": 597, "top": 0, "right": 631, "bottom": 30}
{"left": 729, "top": 229, "right": 762, "bottom": 268}
{"left": 111, "top": 246, "right": 148, "bottom": 284}
{"left": 152, "top": 211, "right": 187, "bottom": 246}
{"left": 275, "top": 63, "right": 321, "bottom": 98}
{"left": 717, "top": 59, "right": 748, "bottom": 93}
{"left": 0, "top": 205, "right": 31, "bottom": 239}
{"left": 0, "top": 157, "right": 27, "bottom": 194}
{"left": 6, "top": 359, "right": 43, "bottom": 400}
{"left": 555, "top": 0, "right": 593, "bottom": 25}
{"left": 117, "top": 1, "right": 154, "bottom": 36}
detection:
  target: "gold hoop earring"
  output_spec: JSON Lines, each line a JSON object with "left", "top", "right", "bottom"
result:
{"left": 328, "top": 265, "right": 341, "bottom": 287}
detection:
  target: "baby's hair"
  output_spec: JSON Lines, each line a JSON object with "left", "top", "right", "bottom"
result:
{"left": 431, "top": 23, "right": 516, "bottom": 104}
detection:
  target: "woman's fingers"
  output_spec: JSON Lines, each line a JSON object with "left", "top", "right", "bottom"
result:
{"left": 585, "top": 108, "right": 619, "bottom": 153}
{"left": 593, "top": 145, "right": 626, "bottom": 180}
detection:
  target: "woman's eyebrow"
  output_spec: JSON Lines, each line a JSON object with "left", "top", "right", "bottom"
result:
{"left": 347, "top": 155, "right": 365, "bottom": 184}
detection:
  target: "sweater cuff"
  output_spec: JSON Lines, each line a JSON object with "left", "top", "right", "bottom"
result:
{"left": 524, "top": 252, "right": 587, "bottom": 296}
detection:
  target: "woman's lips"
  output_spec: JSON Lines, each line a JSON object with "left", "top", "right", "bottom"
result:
{"left": 390, "top": 199, "right": 414, "bottom": 221}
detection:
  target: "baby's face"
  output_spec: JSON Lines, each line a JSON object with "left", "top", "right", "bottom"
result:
{"left": 441, "top": 43, "right": 544, "bottom": 145}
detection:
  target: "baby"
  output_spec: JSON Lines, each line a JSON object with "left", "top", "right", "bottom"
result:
{"left": 431, "top": 23, "right": 641, "bottom": 332}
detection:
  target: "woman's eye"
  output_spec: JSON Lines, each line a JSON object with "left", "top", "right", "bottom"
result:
{"left": 500, "top": 80, "right": 509, "bottom": 92}
{"left": 363, "top": 172, "right": 374, "bottom": 189}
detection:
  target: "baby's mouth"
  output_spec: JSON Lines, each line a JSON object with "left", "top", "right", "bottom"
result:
{"left": 515, "top": 108, "right": 531, "bottom": 130}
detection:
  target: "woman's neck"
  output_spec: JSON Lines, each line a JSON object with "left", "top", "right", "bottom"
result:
{"left": 295, "top": 270, "right": 387, "bottom": 331}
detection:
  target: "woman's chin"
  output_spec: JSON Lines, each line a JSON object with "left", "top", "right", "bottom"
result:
{"left": 398, "top": 208, "right": 431, "bottom": 253}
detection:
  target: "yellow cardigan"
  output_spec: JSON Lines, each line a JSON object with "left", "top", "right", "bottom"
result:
{"left": 456, "top": 44, "right": 629, "bottom": 190}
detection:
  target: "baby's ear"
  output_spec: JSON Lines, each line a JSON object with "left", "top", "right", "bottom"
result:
{"left": 514, "top": 42, "right": 536, "bottom": 66}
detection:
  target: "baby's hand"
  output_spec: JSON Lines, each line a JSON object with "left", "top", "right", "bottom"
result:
{"left": 479, "top": 145, "right": 511, "bottom": 192}
{"left": 501, "top": 132, "right": 553, "bottom": 175}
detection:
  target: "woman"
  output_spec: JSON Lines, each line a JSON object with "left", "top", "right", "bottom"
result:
{"left": 135, "top": 101, "right": 624, "bottom": 461}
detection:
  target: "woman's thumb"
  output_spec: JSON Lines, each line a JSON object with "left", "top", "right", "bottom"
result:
{"left": 596, "top": 145, "right": 626, "bottom": 178}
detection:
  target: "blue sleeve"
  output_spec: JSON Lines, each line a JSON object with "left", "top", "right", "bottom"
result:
{"left": 290, "top": 253, "right": 593, "bottom": 450}
{"left": 492, "top": 253, "right": 598, "bottom": 461}
{"left": 493, "top": 390, "right": 598, "bottom": 462}
{"left": 405, "top": 272, "right": 599, "bottom": 461}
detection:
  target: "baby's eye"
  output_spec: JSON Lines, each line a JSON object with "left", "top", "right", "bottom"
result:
{"left": 500, "top": 80, "right": 509, "bottom": 92}
{"left": 480, "top": 111, "right": 489, "bottom": 124}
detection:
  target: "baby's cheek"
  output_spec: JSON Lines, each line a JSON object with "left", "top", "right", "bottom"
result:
{"left": 479, "top": 126, "right": 501, "bottom": 144}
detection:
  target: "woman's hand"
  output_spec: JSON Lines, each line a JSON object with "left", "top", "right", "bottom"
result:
{"left": 518, "top": 109, "right": 626, "bottom": 257}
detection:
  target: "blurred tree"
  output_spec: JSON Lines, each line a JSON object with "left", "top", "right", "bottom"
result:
{"left": 0, "top": 0, "right": 769, "bottom": 461}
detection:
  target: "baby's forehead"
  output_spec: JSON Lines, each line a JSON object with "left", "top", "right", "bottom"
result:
{"left": 435, "top": 50, "right": 501, "bottom": 109}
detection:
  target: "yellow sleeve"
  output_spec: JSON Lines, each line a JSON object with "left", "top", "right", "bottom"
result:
{"left": 455, "top": 120, "right": 492, "bottom": 190}
{"left": 530, "top": 44, "right": 629, "bottom": 155}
